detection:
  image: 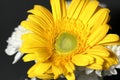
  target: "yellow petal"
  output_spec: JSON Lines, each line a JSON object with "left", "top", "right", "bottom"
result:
{"left": 103, "top": 52, "right": 118, "bottom": 69}
{"left": 23, "top": 49, "right": 51, "bottom": 62}
{"left": 28, "top": 5, "right": 53, "bottom": 24}
{"left": 87, "top": 45, "right": 110, "bottom": 57}
{"left": 20, "top": 45, "right": 47, "bottom": 54}
{"left": 88, "top": 8, "right": 110, "bottom": 30}
{"left": 20, "top": 34, "right": 47, "bottom": 52}
{"left": 50, "top": 0, "right": 66, "bottom": 21}
{"left": 23, "top": 53, "right": 37, "bottom": 62}
{"left": 65, "top": 72, "right": 75, "bottom": 80}
{"left": 86, "top": 55, "right": 104, "bottom": 70}
{"left": 87, "top": 24, "right": 109, "bottom": 46}
{"left": 79, "top": 1, "right": 99, "bottom": 24}
{"left": 72, "top": 54, "right": 94, "bottom": 66}
{"left": 28, "top": 14, "right": 49, "bottom": 31}
{"left": 88, "top": 55, "right": 104, "bottom": 65}
{"left": 87, "top": 64, "right": 103, "bottom": 70}
{"left": 67, "top": 0, "right": 89, "bottom": 19}
{"left": 98, "top": 34, "right": 120, "bottom": 44}
{"left": 28, "top": 62, "right": 51, "bottom": 77}
{"left": 87, "top": 50, "right": 118, "bottom": 70}
{"left": 65, "top": 62, "right": 75, "bottom": 72}
{"left": 36, "top": 73, "right": 53, "bottom": 79}
{"left": 86, "top": 54, "right": 104, "bottom": 70}
{"left": 21, "top": 21, "right": 44, "bottom": 35}
{"left": 100, "top": 40, "right": 120, "bottom": 45}
{"left": 52, "top": 65, "right": 62, "bottom": 79}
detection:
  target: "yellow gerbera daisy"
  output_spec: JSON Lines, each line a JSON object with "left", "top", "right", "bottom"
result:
{"left": 20, "top": 0, "right": 120, "bottom": 80}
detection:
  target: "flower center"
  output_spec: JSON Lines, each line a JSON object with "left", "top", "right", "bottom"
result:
{"left": 55, "top": 32, "right": 77, "bottom": 53}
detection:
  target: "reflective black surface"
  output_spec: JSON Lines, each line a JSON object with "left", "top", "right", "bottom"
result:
{"left": 0, "top": 0, "right": 120, "bottom": 80}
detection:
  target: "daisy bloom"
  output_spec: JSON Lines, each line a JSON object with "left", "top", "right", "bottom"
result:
{"left": 6, "top": 0, "right": 120, "bottom": 80}
{"left": 5, "top": 26, "right": 29, "bottom": 64}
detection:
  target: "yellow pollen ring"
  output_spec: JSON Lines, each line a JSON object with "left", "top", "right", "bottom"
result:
{"left": 55, "top": 32, "right": 77, "bottom": 53}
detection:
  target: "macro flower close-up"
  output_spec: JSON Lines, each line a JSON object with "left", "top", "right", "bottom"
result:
{"left": 5, "top": 0, "right": 120, "bottom": 80}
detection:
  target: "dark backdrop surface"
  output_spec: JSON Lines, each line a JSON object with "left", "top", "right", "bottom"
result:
{"left": 0, "top": 0, "right": 120, "bottom": 80}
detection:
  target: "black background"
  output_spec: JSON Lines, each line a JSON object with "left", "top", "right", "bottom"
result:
{"left": 0, "top": 0, "right": 120, "bottom": 80}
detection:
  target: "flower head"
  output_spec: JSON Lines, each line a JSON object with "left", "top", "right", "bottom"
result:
{"left": 18, "top": 0, "right": 120, "bottom": 80}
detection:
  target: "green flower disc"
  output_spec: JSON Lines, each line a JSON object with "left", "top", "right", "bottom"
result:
{"left": 55, "top": 32, "right": 77, "bottom": 53}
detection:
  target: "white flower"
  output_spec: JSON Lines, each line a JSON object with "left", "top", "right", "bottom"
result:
{"left": 106, "top": 45, "right": 120, "bottom": 68}
{"left": 5, "top": 26, "right": 29, "bottom": 64}
{"left": 101, "top": 45, "right": 120, "bottom": 76}
{"left": 84, "top": 45, "right": 120, "bottom": 77}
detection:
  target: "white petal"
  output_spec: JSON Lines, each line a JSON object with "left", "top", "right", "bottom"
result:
{"left": 99, "top": 3, "right": 107, "bottom": 8}
{"left": 116, "top": 46, "right": 120, "bottom": 56}
{"left": 117, "top": 46, "right": 120, "bottom": 51}
{"left": 31, "top": 77, "right": 37, "bottom": 80}
{"left": 106, "top": 45, "right": 112, "bottom": 49}
{"left": 116, "top": 50, "right": 120, "bottom": 56}
{"left": 85, "top": 68, "right": 94, "bottom": 75}
{"left": 5, "top": 45, "right": 17, "bottom": 56}
{"left": 110, "top": 68, "right": 117, "bottom": 75}
{"left": 111, "top": 45, "right": 117, "bottom": 53}
{"left": 116, "top": 64, "right": 120, "bottom": 68}
{"left": 12, "top": 52, "right": 23, "bottom": 64}
{"left": 95, "top": 70, "right": 102, "bottom": 77}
